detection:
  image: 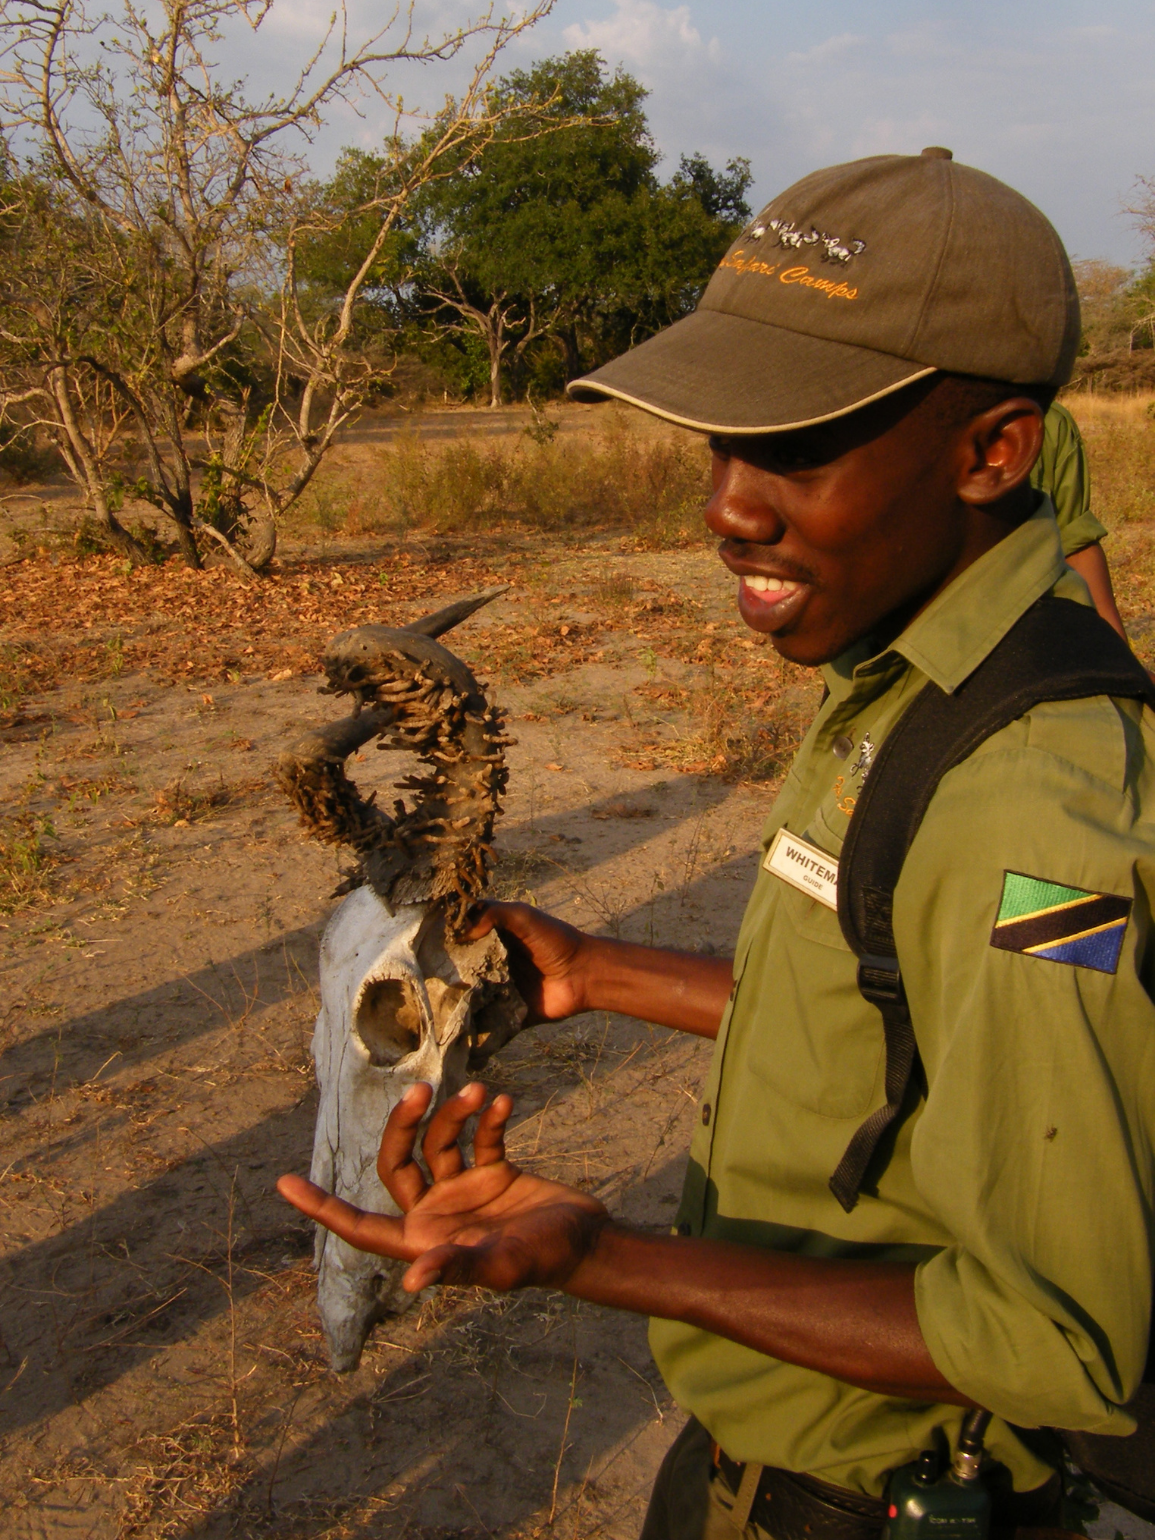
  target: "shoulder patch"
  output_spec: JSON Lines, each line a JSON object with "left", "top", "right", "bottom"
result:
{"left": 990, "top": 870, "right": 1131, "bottom": 974}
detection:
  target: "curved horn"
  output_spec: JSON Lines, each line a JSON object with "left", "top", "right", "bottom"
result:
{"left": 402, "top": 584, "right": 508, "bottom": 639}
{"left": 275, "top": 589, "right": 511, "bottom": 932}
{"left": 275, "top": 707, "right": 395, "bottom": 856}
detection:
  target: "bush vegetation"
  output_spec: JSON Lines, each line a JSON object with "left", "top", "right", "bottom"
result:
{"left": 293, "top": 414, "right": 712, "bottom": 543}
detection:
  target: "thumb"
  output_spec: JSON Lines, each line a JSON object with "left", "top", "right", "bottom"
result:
{"left": 463, "top": 901, "right": 499, "bottom": 941}
{"left": 401, "top": 1242, "right": 470, "bottom": 1292}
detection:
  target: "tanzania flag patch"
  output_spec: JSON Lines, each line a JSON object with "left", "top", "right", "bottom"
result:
{"left": 990, "top": 871, "right": 1131, "bottom": 974}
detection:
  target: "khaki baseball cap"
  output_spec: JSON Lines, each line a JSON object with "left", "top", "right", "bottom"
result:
{"left": 567, "top": 148, "right": 1080, "bottom": 434}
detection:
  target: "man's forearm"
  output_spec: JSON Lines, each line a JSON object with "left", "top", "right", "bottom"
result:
{"left": 580, "top": 937, "right": 733, "bottom": 1038}
{"left": 1067, "top": 542, "right": 1128, "bottom": 641}
{"left": 565, "top": 1224, "right": 968, "bottom": 1405}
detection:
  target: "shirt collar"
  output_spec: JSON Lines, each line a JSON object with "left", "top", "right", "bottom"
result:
{"left": 823, "top": 503, "right": 1067, "bottom": 698}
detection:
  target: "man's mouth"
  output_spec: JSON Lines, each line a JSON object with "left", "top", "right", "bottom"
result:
{"left": 738, "top": 573, "right": 810, "bottom": 629}
{"left": 743, "top": 574, "right": 803, "bottom": 599}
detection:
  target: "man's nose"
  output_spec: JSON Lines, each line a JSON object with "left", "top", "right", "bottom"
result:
{"left": 704, "top": 460, "right": 785, "bottom": 545}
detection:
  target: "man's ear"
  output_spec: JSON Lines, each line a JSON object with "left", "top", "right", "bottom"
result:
{"left": 955, "top": 400, "right": 1045, "bottom": 506}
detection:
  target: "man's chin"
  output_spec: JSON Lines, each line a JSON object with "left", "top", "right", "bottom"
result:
{"left": 742, "top": 607, "right": 850, "bottom": 668}
{"left": 765, "top": 632, "right": 846, "bottom": 668}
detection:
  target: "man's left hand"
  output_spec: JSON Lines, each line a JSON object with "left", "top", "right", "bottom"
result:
{"left": 277, "top": 1082, "right": 609, "bottom": 1294}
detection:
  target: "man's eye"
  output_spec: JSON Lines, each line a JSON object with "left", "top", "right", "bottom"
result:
{"left": 709, "top": 434, "right": 828, "bottom": 472}
{"left": 767, "top": 445, "right": 822, "bottom": 472}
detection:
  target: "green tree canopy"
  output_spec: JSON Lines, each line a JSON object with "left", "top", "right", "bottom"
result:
{"left": 310, "top": 51, "right": 752, "bottom": 404}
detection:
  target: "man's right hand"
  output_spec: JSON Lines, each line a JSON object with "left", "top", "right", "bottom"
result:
{"left": 466, "top": 901, "right": 594, "bottom": 1024}
{"left": 467, "top": 901, "right": 734, "bottom": 1040}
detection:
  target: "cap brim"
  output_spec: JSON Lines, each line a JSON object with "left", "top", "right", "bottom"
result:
{"left": 566, "top": 309, "right": 934, "bottom": 433}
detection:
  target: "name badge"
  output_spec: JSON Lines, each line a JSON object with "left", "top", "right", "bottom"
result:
{"left": 764, "top": 828, "right": 839, "bottom": 910}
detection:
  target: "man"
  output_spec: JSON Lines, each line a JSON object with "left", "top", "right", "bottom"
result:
{"left": 279, "top": 149, "right": 1155, "bottom": 1538}
{"left": 1039, "top": 399, "right": 1129, "bottom": 640}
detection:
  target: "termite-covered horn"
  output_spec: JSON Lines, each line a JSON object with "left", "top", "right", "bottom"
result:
{"left": 275, "top": 586, "right": 512, "bottom": 934}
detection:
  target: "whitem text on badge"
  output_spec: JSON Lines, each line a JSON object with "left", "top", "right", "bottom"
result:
{"left": 764, "top": 829, "right": 839, "bottom": 910}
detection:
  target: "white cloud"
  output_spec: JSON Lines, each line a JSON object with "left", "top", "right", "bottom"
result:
{"left": 786, "top": 32, "right": 863, "bottom": 67}
{"left": 563, "top": 0, "right": 720, "bottom": 69}
{"left": 884, "top": 21, "right": 961, "bottom": 61}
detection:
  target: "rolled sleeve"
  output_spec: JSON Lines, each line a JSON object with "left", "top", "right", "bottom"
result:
{"left": 896, "top": 702, "right": 1155, "bottom": 1430}
{"left": 1056, "top": 506, "right": 1108, "bottom": 557}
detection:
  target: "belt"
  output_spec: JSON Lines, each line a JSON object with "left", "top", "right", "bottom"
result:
{"left": 709, "top": 1443, "right": 1066, "bottom": 1540}
{"left": 710, "top": 1443, "right": 886, "bottom": 1540}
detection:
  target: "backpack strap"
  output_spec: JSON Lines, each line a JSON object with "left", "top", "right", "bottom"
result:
{"left": 830, "top": 596, "right": 1155, "bottom": 1213}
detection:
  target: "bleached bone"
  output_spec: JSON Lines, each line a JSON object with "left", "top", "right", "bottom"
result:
{"left": 309, "top": 885, "right": 524, "bottom": 1369}
{"left": 276, "top": 587, "right": 528, "bottom": 1370}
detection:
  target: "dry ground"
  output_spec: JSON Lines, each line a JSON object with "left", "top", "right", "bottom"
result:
{"left": 2, "top": 399, "right": 1154, "bottom": 1540}
{"left": 0, "top": 500, "right": 816, "bottom": 1539}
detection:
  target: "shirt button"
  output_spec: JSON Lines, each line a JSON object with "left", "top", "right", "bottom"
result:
{"left": 701, "top": 1102, "right": 712, "bottom": 1126}
{"left": 832, "top": 735, "right": 853, "bottom": 759}
{"left": 677, "top": 1222, "right": 692, "bottom": 1236}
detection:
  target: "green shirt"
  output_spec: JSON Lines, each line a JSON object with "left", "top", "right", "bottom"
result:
{"left": 1032, "top": 401, "right": 1107, "bottom": 556}
{"left": 651, "top": 507, "right": 1154, "bottom": 1497}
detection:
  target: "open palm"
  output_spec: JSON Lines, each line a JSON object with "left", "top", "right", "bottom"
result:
{"left": 278, "top": 1082, "right": 608, "bottom": 1293}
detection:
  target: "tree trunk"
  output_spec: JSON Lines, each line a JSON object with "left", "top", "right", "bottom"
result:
{"left": 244, "top": 513, "right": 277, "bottom": 570}
{"left": 559, "top": 325, "right": 582, "bottom": 382}
{"left": 488, "top": 338, "right": 503, "bottom": 408}
{"left": 48, "top": 365, "right": 148, "bottom": 563}
{"left": 170, "top": 489, "right": 203, "bottom": 569}
{"left": 92, "top": 488, "right": 150, "bottom": 563}
{"left": 173, "top": 521, "right": 202, "bottom": 567}
{"left": 486, "top": 310, "right": 505, "bottom": 409}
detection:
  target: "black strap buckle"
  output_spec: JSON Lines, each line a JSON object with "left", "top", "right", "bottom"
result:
{"left": 856, "top": 953, "right": 904, "bottom": 1005}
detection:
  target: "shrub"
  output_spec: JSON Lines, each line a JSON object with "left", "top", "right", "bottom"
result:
{"left": 358, "top": 413, "right": 711, "bottom": 541}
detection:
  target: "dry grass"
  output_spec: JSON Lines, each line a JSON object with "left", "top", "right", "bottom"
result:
{"left": 0, "top": 547, "right": 513, "bottom": 713}
{"left": 1066, "top": 390, "right": 1155, "bottom": 525}
{"left": 631, "top": 667, "right": 812, "bottom": 783}
{"left": 0, "top": 637, "right": 60, "bottom": 712}
{"left": 150, "top": 774, "right": 268, "bottom": 827}
{"left": 291, "top": 411, "right": 711, "bottom": 545}
{"left": 0, "top": 807, "right": 59, "bottom": 913}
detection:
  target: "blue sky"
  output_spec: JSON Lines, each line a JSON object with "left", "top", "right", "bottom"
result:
{"left": 253, "top": 0, "right": 1155, "bottom": 267}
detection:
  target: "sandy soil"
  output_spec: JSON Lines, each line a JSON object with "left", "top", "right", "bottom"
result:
{"left": 0, "top": 533, "right": 798, "bottom": 1540}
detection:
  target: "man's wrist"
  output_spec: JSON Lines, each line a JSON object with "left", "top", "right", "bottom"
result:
{"left": 560, "top": 1219, "right": 655, "bottom": 1307}
{"left": 567, "top": 931, "right": 629, "bottom": 1016}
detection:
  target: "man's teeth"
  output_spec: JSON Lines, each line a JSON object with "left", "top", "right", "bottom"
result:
{"left": 744, "top": 575, "right": 801, "bottom": 595}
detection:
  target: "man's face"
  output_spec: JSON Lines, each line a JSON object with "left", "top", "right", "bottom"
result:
{"left": 706, "top": 382, "right": 1009, "bottom": 666}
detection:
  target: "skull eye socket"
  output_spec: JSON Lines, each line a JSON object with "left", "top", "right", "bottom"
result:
{"left": 355, "top": 979, "right": 423, "bottom": 1065}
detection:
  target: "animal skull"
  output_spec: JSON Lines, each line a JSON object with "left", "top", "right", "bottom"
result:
{"left": 277, "top": 587, "right": 528, "bottom": 1370}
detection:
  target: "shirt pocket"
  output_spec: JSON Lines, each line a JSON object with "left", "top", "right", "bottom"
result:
{"left": 743, "top": 881, "right": 886, "bottom": 1120}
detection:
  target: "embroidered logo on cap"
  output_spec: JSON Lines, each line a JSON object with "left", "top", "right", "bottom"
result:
{"left": 990, "top": 871, "right": 1131, "bottom": 974}
{"left": 743, "top": 217, "right": 867, "bottom": 265}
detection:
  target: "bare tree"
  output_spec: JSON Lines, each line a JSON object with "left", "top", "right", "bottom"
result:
{"left": 419, "top": 259, "right": 549, "bottom": 408}
{"left": 0, "top": 0, "right": 556, "bottom": 571}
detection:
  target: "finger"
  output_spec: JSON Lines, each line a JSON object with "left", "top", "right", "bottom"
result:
{"left": 463, "top": 900, "right": 500, "bottom": 941}
{"left": 402, "top": 1230, "right": 538, "bottom": 1293}
{"left": 401, "top": 1242, "right": 457, "bottom": 1292}
{"left": 421, "top": 1082, "right": 487, "bottom": 1179}
{"left": 277, "top": 1175, "right": 408, "bottom": 1258}
{"left": 401, "top": 1238, "right": 496, "bottom": 1292}
{"left": 377, "top": 1082, "right": 435, "bottom": 1208}
{"left": 463, "top": 899, "right": 538, "bottom": 943}
{"left": 473, "top": 1092, "right": 514, "bottom": 1166}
